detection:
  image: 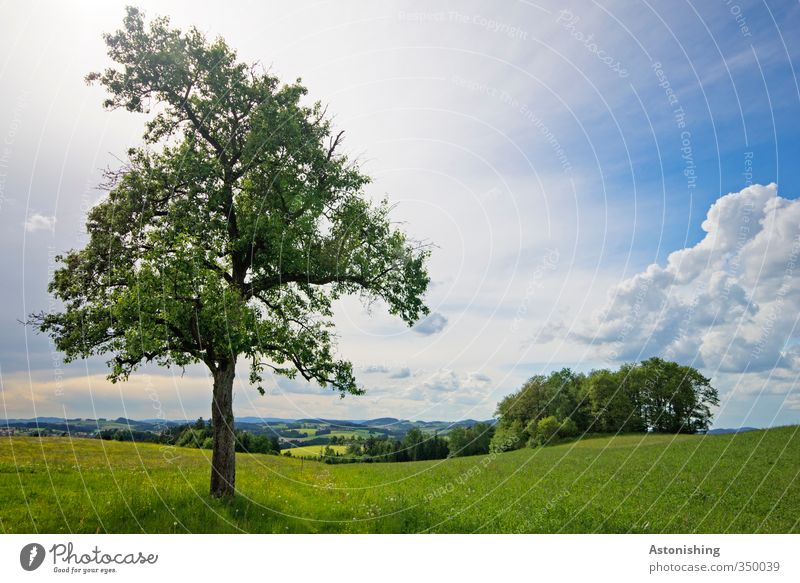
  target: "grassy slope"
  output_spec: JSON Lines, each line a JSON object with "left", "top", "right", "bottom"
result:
{"left": 0, "top": 426, "right": 797, "bottom": 533}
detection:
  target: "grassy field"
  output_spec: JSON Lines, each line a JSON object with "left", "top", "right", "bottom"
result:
{"left": 285, "top": 444, "right": 348, "bottom": 458}
{"left": 0, "top": 426, "right": 797, "bottom": 533}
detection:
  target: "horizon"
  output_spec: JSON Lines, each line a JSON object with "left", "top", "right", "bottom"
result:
{"left": 0, "top": 413, "right": 781, "bottom": 432}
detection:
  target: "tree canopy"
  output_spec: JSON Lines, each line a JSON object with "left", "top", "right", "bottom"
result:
{"left": 35, "top": 6, "right": 430, "bottom": 393}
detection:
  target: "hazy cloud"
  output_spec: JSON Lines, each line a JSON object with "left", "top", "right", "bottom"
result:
{"left": 413, "top": 312, "right": 448, "bottom": 335}
{"left": 389, "top": 367, "right": 412, "bottom": 379}
{"left": 362, "top": 364, "right": 390, "bottom": 374}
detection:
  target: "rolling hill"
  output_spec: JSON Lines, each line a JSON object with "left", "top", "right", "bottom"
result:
{"left": 0, "top": 425, "right": 797, "bottom": 533}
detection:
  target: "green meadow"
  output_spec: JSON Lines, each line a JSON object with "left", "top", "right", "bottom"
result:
{"left": 1, "top": 426, "right": 797, "bottom": 534}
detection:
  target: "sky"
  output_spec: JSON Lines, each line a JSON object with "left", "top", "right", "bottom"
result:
{"left": 1, "top": 0, "right": 799, "bottom": 427}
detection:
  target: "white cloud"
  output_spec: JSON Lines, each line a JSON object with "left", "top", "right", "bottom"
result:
{"left": 571, "top": 184, "right": 800, "bottom": 374}
{"left": 786, "top": 393, "right": 800, "bottom": 411}
{"left": 404, "top": 368, "right": 493, "bottom": 407}
{"left": 24, "top": 212, "right": 56, "bottom": 232}
{"left": 413, "top": 312, "right": 449, "bottom": 335}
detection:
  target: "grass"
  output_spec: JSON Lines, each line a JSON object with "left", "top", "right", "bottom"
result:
{"left": 285, "top": 445, "right": 348, "bottom": 458}
{"left": 0, "top": 426, "right": 797, "bottom": 533}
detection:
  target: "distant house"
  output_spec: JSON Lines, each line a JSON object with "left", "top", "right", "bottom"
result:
{"left": 0, "top": 427, "right": 17, "bottom": 436}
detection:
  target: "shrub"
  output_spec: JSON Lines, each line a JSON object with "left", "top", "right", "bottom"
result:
{"left": 490, "top": 420, "right": 526, "bottom": 452}
{"left": 534, "top": 416, "right": 561, "bottom": 445}
{"left": 559, "top": 417, "right": 578, "bottom": 438}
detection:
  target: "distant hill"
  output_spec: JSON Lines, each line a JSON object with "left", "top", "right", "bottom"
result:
{"left": 706, "top": 427, "right": 759, "bottom": 435}
{"left": 234, "top": 417, "right": 298, "bottom": 424}
{"left": 1, "top": 416, "right": 495, "bottom": 441}
{"left": 352, "top": 417, "right": 400, "bottom": 426}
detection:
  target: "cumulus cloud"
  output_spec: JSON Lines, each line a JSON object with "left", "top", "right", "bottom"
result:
{"left": 362, "top": 364, "right": 390, "bottom": 374}
{"left": 786, "top": 394, "right": 800, "bottom": 411}
{"left": 404, "top": 369, "right": 492, "bottom": 406}
{"left": 412, "top": 312, "right": 448, "bottom": 335}
{"left": 362, "top": 365, "right": 412, "bottom": 379}
{"left": 24, "top": 212, "right": 56, "bottom": 232}
{"left": 572, "top": 184, "right": 800, "bottom": 374}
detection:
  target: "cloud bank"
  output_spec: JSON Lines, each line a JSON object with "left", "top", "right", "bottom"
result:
{"left": 573, "top": 184, "right": 800, "bottom": 375}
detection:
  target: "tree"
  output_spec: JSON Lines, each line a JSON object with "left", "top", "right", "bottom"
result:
{"left": 586, "top": 368, "right": 639, "bottom": 432}
{"left": 494, "top": 375, "right": 550, "bottom": 426}
{"left": 495, "top": 369, "right": 588, "bottom": 431}
{"left": 448, "top": 423, "right": 494, "bottom": 457}
{"left": 489, "top": 419, "right": 526, "bottom": 452}
{"left": 635, "top": 358, "right": 718, "bottom": 433}
{"left": 30, "top": 8, "right": 430, "bottom": 497}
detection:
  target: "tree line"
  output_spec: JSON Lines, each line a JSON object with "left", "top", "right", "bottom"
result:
{"left": 310, "top": 424, "right": 496, "bottom": 464}
{"left": 99, "top": 418, "right": 281, "bottom": 455}
{"left": 490, "top": 358, "right": 719, "bottom": 453}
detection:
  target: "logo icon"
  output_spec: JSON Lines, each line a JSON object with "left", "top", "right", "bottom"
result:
{"left": 20, "top": 543, "right": 46, "bottom": 571}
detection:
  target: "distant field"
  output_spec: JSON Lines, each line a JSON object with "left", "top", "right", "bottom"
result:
{"left": 285, "top": 444, "right": 348, "bottom": 458}
{"left": 0, "top": 426, "right": 798, "bottom": 533}
{"left": 326, "top": 429, "right": 376, "bottom": 439}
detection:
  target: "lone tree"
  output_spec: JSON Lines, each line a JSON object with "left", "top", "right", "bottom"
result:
{"left": 31, "top": 8, "right": 430, "bottom": 497}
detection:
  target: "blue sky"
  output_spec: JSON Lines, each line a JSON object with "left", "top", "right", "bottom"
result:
{"left": 1, "top": 0, "right": 799, "bottom": 428}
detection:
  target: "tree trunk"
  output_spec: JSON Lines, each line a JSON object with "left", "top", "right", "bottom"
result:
{"left": 210, "top": 358, "right": 236, "bottom": 498}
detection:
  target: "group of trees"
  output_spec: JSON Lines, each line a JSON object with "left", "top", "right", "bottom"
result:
{"left": 490, "top": 358, "right": 719, "bottom": 452}
{"left": 447, "top": 423, "right": 495, "bottom": 457}
{"left": 118, "top": 418, "right": 283, "bottom": 455}
{"left": 337, "top": 428, "right": 450, "bottom": 463}
{"left": 317, "top": 425, "right": 497, "bottom": 463}
{"left": 179, "top": 419, "right": 280, "bottom": 455}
